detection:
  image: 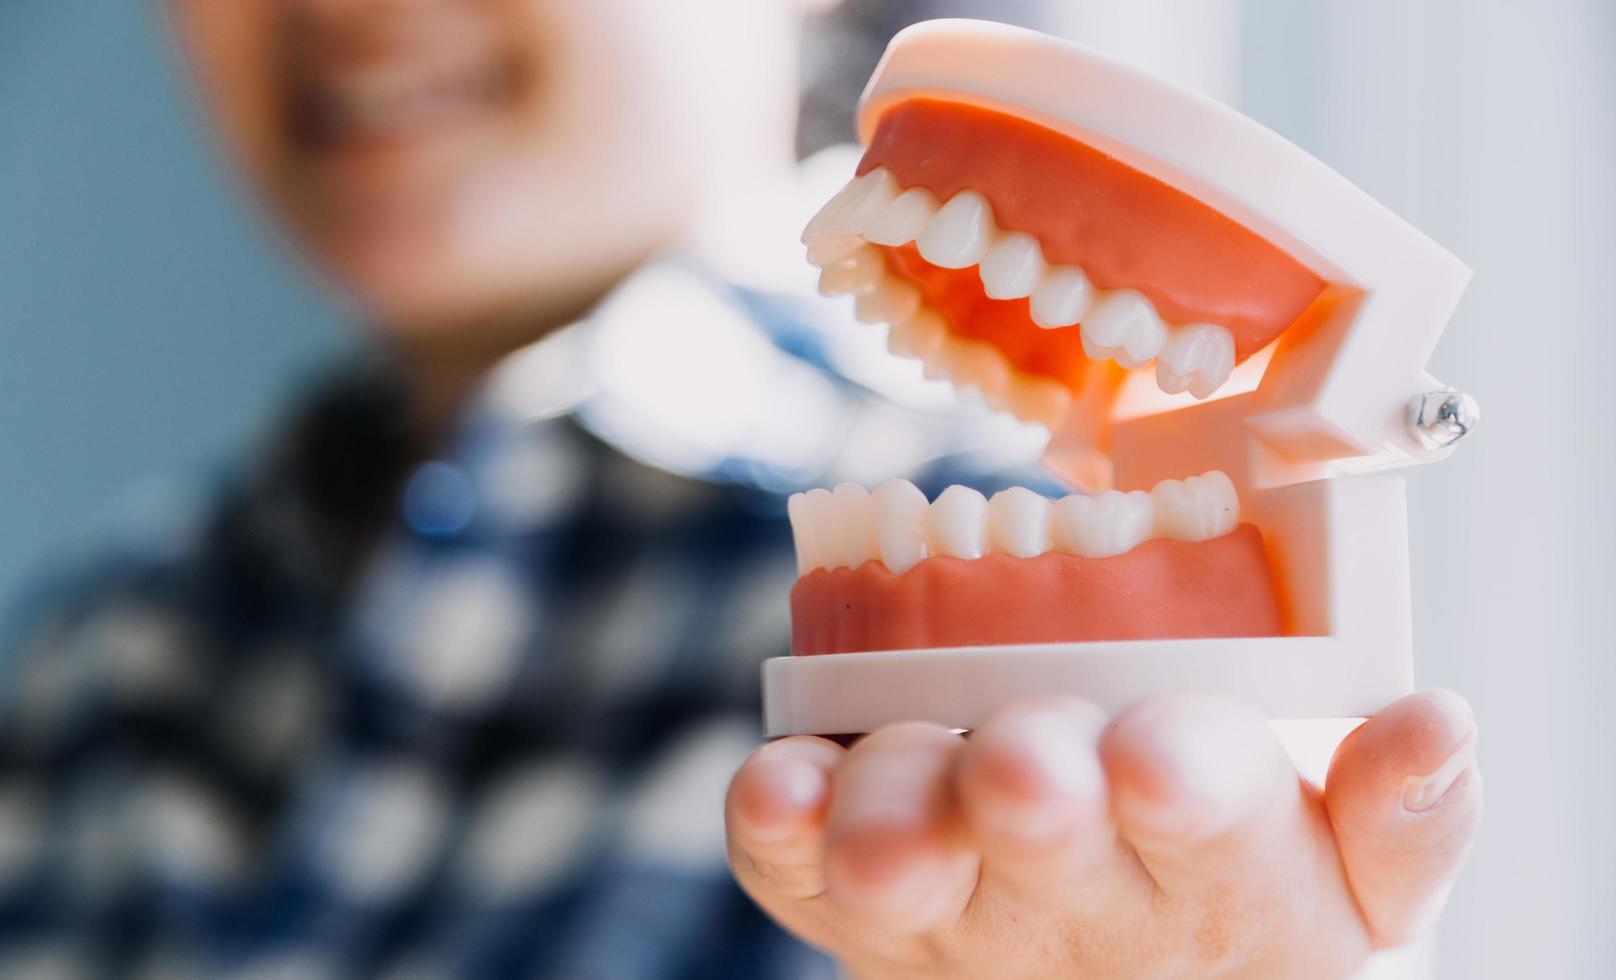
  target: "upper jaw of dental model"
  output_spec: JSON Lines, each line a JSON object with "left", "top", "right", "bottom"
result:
{"left": 787, "top": 469, "right": 1239, "bottom": 577}
{"left": 803, "top": 166, "right": 1240, "bottom": 427}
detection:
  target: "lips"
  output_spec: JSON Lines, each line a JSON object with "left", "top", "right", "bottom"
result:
{"left": 290, "top": 55, "right": 511, "bottom": 151}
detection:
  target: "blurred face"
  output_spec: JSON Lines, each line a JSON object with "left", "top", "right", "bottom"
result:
{"left": 166, "top": 0, "right": 803, "bottom": 341}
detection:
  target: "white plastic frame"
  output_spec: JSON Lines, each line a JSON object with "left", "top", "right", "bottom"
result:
{"left": 764, "top": 21, "right": 1470, "bottom": 736}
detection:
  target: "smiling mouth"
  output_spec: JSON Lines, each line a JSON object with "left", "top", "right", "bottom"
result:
{"left": 790, "top": 98, "right": 1328, "bottom": 655}
{"left": 288, "top": 52, "right": 515, "bottom": 152}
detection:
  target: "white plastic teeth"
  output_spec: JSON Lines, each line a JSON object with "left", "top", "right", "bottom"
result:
{"left": 1156, "top": 322, "right": 1236, "bottom": 399}
{"left": 804, "top": 167, "right": 1241, "bottom": 406}
{"left": 787, "top": 470, "right": 1240, "bottom": 576}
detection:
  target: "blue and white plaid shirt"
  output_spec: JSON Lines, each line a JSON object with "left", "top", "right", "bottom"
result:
{"left": 0, "top": 257, "right": 1050, "bottom": 979}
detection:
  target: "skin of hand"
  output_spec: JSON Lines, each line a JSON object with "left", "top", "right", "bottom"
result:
{"left": 727, "top": 690, "right": 1480, "bottom": 979}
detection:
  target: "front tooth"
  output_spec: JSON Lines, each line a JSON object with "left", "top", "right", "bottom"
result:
{"left": 1081, "top": 290, "right": 1167, "bottom": 369}
{"left": 833, "top": 168, "right": 901, "bottom": 237}
{"left": 887, "top": 308, "right": 948, "bottom": 361}
{"left": 916, "top": 190, "right": 994, "bottom": 269}
{"left": 979, "top": 231, "right": 1045, "bottom": 300}
{"left": 1030, "top": 266, "right": 1092, "bottom": 328}
{"left": 928, "top": 485, "right": 988, "bottom": 559}
{"left": 988, "top": 487, "right": 1051, "bottom": 558}
{"left": 864, "top": 187, "right": 940, "bottom": 247}
{"left": 802, "top": 176, "right": 861, "bottom": 243}
{"left": 872, "top": 479, "right": 930, "bottom": 575}
{"left": 1156, "top": 323, "right": 1236, "bottom": 399}
{"left": 816, "top": 245, "right": 884, "bottom": 297}
{"left": 803, "top": 488, "right": 844, "bottom": 568}
{"left": 944, "top": 338, "right": 1011, "bottom": 402}
{"left": 855, "top": 277, "right": 921, "bottom": 325}
{"left": 786, "top": 493, "right": 823, "bottom": 574}
{"left": 1151, "top": 470, "right": 1239, "bottom": 541}
{"left": 804, "top": 167, "right": 899, "bottom": 241}
{"left": 805, "top": 234, "right": 864, "bottom": 267}
{"left": 830, "top": 483, "right": 877, "bottom": 569}
{"left": 1052, "top": 489, "right": 1154, "bottom": 558}
{"left": 1005, "top": 374, "right": 1073, "bottom": 432}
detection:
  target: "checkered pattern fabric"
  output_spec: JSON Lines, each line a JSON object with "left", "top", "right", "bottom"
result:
{"left": 0, "top": 267, "right": 1051, "bottom": 978}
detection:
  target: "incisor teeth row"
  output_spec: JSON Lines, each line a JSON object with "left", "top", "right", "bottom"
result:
{"left": 788, "top": 470, "right": 1239, "bottom": 576}
{"left": 814, "top": 244, "right": 1072, "bottom": 431}
{"left": 804, "top": 167, "right": 1238, "bottom": 402}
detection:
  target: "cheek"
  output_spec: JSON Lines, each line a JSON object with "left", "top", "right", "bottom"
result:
{"left": 166, "top": 0, "right": 285, "bottom": 190}
{"left": 516, "top": 0, "right": 712, "bottom": 200}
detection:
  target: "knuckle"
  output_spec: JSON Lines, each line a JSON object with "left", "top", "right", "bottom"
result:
{"left": 740, "top": 850, "right": 822, "bottom": 900}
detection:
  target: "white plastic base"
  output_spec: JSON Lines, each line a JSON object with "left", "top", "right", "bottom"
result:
{"left": 763, "top": 636, "right": 1411, "bottom": 736}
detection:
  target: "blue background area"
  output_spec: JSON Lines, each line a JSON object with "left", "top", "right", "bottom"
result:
{"left": 0, "top": 0, "right": 344, "bottom": 599}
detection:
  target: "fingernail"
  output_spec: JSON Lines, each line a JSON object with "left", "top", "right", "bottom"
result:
{"left": 973, "top": 707, "right": 1105, "bottom": 843}
{"left": 1402, "top": 734, "right": 1477, "bottom": 812}
{"left": 747, "top": 755, "right": 828, "bottom": 842}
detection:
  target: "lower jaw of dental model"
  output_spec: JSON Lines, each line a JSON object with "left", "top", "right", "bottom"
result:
{"left": 788, "top": 472, "right": 1283, "bottom": 655}
{"left": 794, "top": 98, "right": 1317, "bottom": 654}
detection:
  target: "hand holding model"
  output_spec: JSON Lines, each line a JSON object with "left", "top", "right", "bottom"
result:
{"left": 737, "top": 20, "right": 1484, "bottom": 975}
{"left": 728, "top": 690, "right": 1479, "bottom": 978}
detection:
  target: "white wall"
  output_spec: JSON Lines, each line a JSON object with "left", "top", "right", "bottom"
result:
{"left": 1055, "top": 2, "right": 1614, "bottom": 974}
{"left": 1249, "top": 2, "right": 1615, "bottom": 974}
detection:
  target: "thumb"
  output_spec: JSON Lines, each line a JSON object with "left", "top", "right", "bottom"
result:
{"left": 1324, "top": 689, "right": 1482, "bottom": 949}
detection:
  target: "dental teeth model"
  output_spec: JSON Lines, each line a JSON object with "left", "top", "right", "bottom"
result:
{"left": 808, "top": 174, "right": 1249, "bottom": 412}
{"left": 765, "top": 21, "right": 1476, "bottom": 736}
{"left": 788, "top": 472, "right": 1280, "bottom": 656}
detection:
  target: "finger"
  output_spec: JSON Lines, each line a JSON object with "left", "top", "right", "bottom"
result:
{"left": 822, "top": 722, "right": 977, "bottom": 935}
{"left": 957, "top": 697, "right": 1148, "bottom": 912}
{"left": 1325, "top": 689, "right": 1481, "bottom": 949}
{"left": 727, "top": 736, "right": 844, "bottom": 914}
{"left": 1099, "top": 694, "right": 1319, "bottom": 895}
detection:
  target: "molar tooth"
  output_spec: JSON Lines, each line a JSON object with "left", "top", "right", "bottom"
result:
{"left": 855, "top": 277, "right": 922, "bottom": 325}
{"left": 802, "top": 488, "right": 844, "bottom": 568}
{"left": 1157, "top": 323, "right": 1236, "bottom": 399}
{"left": 1030, "top": 266, "right": 1093, "bottom": 328}
{"left": 916, "top": 190, "right": 994, "bottom": 269}
{"left": 928, "top": 485, "right": 988, "bottom": 560}
{"left": 1081, "top": 289, "right": 1167, "bottom": 369}
{"left": 1151, "top": 470, "right": 1239, "bottom": 542}
{"left": 887, "top": 308, "right": 948, "bottom": 361}
{"left": 988, "top": 487, "right": 1052, "bottom": 558}
{"left": 872, "top": 479, "right": 930, "bottom": 575}
{"left": 830, "top": 483, "right": 877, "bottom": 568}
{"left": 920, "top": 351, "right": 952, "bottom": 382}
{"left": 816, "top": 245, "right": 883, "bottom": 297}
{"left": 786, "top": 492, "right": 823, "bottom": 574}
{"left": 1052, "top": 490, "right": 1154, "bottom": 558}
{"left": 864, "top": 187, "right": 940, "bottom": 247}
{"left": 943, "top": 338, "right": 1011, "bottom": 403}
{"left": 1005, "top": 374, "right": 1073, "bottom": 432}
{"left": 980, "top": 390, "right": 1012, "bottom": 416}
{"left": 979, "top": 231, "right": 1045, "bottom": 299}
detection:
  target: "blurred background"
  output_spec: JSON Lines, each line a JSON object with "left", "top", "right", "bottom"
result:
{"left": 1, "top": 0, "right": 1611, "bottom": 976}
